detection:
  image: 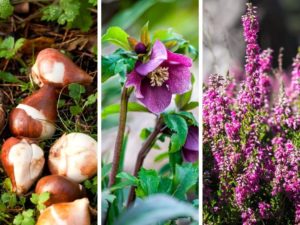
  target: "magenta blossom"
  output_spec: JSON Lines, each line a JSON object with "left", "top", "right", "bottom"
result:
{"left": 126, "top": 40, "right": 192, "bottom": 113}
{"left": 182, "top": 126, "right": 199, "bottom": 163}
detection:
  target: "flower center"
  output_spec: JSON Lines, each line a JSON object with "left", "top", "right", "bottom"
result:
{"left": 148, "top": 67, "right": 169, "bottom": 87}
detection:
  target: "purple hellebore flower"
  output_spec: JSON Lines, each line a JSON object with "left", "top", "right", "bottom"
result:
{"left": 126, "top": 40, "right": 192, "bottom": 113}
{"left": 182, "top": 126, "right": 199, "bottom": 163}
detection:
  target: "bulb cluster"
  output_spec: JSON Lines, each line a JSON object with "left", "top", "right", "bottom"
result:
{"left": 204, "top": 4, "right": 300, "bottom": 225}
{"left": 1, "top": 48, "right": 97, "bottom": 224}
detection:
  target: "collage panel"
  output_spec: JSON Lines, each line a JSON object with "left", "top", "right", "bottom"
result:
{"left": 203, "top": 1, "right": 300, "bottom": 225}
{"left": 0, "top": 1, "right": 98, "bottom": 224}
{"left": 101, "top": 0, "right": 199, "bottom": 225}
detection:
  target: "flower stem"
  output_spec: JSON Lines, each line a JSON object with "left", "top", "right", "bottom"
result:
{"left": 127, "top": 116, "right": 164, "bottom": 206}
{"left": 109, "top": 87, "right": 130, "bottom": 187}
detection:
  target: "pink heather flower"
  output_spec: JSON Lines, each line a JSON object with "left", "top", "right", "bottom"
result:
{"left": 258, "top": 202, "right": 271, "bottom": 219}
{"left": 259, "top": 49, "right": 273, "bottom": 108}
{"left": 182, "top": 126, "right": 199, "bottom": 163}
{"left": 241, "top": 208, "right": 257, "bottom": 225}
{"left": 225, "top": 111, "right": 241, "bottom": 142}
{"left": 239, "top": 3, "right": 263, "bottom": 109}
{"left": 242, "top": 3, "right": 260, "bottom": 76}
{"left": 290, "top": 52, "right": 300, "bottom": 100}
{"left": 126, "top": 40, "right": 192, "bottom": 113}
{"left": 203, "top": 74, "right": 229, "bottom": 138}
{"left": 296, "top": 203, "right": 300, "bottom": 224}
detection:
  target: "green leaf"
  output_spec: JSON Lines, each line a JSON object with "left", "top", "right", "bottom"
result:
{"left": 30, "top": 192, "right": 50, "bottom": 211}
{"left": 182, "top": 101, "right": 199, "bottom": 111}
{"left": 13, "top": 209, "right": 35, "bottom": 225}
{"left": 0, "top": 0, "right": 13, "bottom": 19}
{"left": 158, "top": 177, "right": 173, "bottom": 194}
{"left": 136, "top": 168, "right": 160, "bottom": 198}
{"left": 113, "top": 194, "right": 199, "bottom": 225}
{"left": 140, "top": 22, "right": 150, "bottom": 46}
{"left": 102, "top": 163, "right": 112, "bottom": 181}
{"left": 175, "top": 90, "right": 192, "bottom": 110}
{"left": 0, "top": 37, "right": 25, "bottom": 59}
{"left": 102, "top": 49, "right": 137, "bottom": 83}
{"left": 102, "top": 191, "right": 116, "bottom": 222}
{"left": 70, "top": 105, "right": 83, "bottom": 116}
{"left": 102, "top": 27, "right": 131, "bottom": 50}
{"left": 84, "top": 176, "right": 97, "bottom": 194}
{"left": 175, "top": 111, "right": 198, "bottom": 126}
{"left": 1, "top": 192, "right": 17, "bottom": 208}
{"left": 163, "top": 114, "right": 188, "bottom": 152}
{"left": 110, "top": 172, "right": 138, "bottom": 191}
{"left": 169, "top": 151, "right": 183, "bottom": 173}
{"left": 117, "top": 172, "right": 138, "bottom": 184}
{"left": 0, "top": 72, "right": 24, "bottom": 84}
{"left": 154, "top": 152, "right": 169, "bottom": 162}
{"left": 102, "top": 102, "right": 148, "bottom": 119}
{"left": 172, "top": 164, "right": 198, "bottom": 200}
{"left": 71, "top": 0, "right": 93, "bottom": 32}
{"left": 89, "top": 0, "right": 97, "bottom": 6}
{"left": 68, "top": 83, "right": 86, "bottom": 102}
{"left": 84, "top": 93, "right": 97, "bottom": 107}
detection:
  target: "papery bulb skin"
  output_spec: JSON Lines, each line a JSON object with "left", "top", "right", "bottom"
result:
{"left": 48, "top": 133, "right": 97, "bottom": 183}
{"left": 1, "top": 137, "right": 45, "bottom": 195}
{"left": 36, "top": 198, "right": 91, "bottom": 225}
{"left": 32, "top": 48, "right": 93, "bottom": 88}
{"left": 35, "top": 175, "right": 86, "bottom": 206}
{"left": 9, "top": 85, "right": 58, "bottom": 140}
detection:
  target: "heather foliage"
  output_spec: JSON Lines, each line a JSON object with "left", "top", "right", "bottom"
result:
{"left": 203, "top": 3, "right": 300, "bottom": 225}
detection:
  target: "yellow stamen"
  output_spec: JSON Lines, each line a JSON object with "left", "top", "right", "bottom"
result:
{"left": 148, "top": 67, "right": 169, "bottom": 87}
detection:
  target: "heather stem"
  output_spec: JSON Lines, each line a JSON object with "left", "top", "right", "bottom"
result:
{"left": 127, "top": 116, "right": 165, "bottom": 206}
{"left": 109, "top": 87, "right": 130, "bottom": 187}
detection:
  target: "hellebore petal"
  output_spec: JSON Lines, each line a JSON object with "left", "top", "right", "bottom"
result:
{"left": 182, "top": 148, "right": 198, "bottom": 163}
{"left": 136, "top": 40, "right": 167, "bottom": 75}
{"left": 167, "top": 50, "right": 193, "bottom": 67}
{"left": 184, "top": 126, "right": 199, "bottom": 151}
{"left": 182, "top": 126, "right": 199, "bottom": 163}
{"left": 166, "top": 64, "right": 192, "bottom": 94}
{"left": 138, "top": 80, "right": 172, "bottom": 114}
{"left": 125, "top": 70, "right": 143, "bottom": 98}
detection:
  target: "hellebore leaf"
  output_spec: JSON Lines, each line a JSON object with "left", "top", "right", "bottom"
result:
{"left": 102, "top": 49, "right": 137, "bottom": 83}
{"left": 136, "top": 168, "right": 160, "bottom": 198}
{"left": 110, "top": 172, "right": 139, "bottom": 192}
{"left": 172, "top": 163, "right": 198, "bottom": 200}
{"left": 175, "top": 111, "right": 198, "bottom": 126}
{"left": 102, "top": 27, "right": 131, "bottom": 50}
{"left": 102, "top": 102, "right": 148, "bottom": 119}
{"left": 163, "top": 114, "right": 188, "bottom": 153}
{"left": 102, "top": 191, "right": 116, "bottom": 224}
{"left": 181, "top": 101, "right": 199, "bottom": 111}
{"left": 102, "top": 163, "right": 112, "bottom": 181}
{"left": 113, "top": 194, "right": 199, "bottom": 225}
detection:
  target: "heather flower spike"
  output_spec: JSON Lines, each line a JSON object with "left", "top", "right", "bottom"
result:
{"left": 126, "top": 40, "right": 192, "bottom": 113}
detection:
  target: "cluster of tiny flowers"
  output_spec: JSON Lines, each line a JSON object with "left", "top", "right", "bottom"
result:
{"left": 291, "top": 53, "right": 300, "bottom": 99}
{"left": 204, "top": 3, "right": 300, "bottom": 225}
{"left": 258, "top": 202, "right": 271, "bottom": 219}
